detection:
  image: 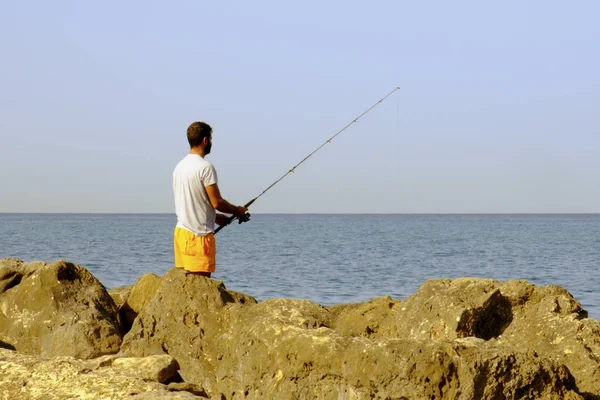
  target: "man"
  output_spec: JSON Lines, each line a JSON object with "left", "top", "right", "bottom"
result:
{"left": 173, "top": 121, "right": 248, "bottom": 278}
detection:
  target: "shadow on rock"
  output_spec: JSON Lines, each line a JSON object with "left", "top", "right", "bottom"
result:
{"left": 457, "top": 290, "right": 513, "bottom": 340}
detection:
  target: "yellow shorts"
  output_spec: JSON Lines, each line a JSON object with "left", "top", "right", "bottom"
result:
{"left": 173, "top": 227, "right": 216, "bottom": 273}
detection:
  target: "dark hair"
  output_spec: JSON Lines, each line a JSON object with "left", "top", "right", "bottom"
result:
{"left": 187, "top": 121, "right": 212, "bottom": 148}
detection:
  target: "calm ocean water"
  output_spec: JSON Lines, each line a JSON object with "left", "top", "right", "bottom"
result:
{"left": 1, "top": 214, "right": 599, "bottom": 318}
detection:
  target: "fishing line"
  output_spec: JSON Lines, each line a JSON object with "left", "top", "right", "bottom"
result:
{"left": 215, "top": 86, "right": 401, "bottom": 234}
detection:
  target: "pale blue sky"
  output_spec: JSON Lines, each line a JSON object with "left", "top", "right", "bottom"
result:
{"left": 1, "top": 1, "right": 598, "bottom": 213}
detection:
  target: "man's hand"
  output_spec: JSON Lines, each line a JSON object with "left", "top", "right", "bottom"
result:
{"left": 235, "top": 206, "right": 250, "bottom": 224}
{"left": 234, "top": 206, "right": 248, "bottom": 218}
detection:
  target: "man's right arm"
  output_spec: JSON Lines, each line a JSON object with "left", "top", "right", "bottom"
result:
{"left": 205, "top": 183, "right": 247, "bottom": 217}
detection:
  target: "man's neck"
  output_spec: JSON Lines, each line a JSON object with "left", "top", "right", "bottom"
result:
{"left": 189, "top": 148, "right": 205, "bottom": 157}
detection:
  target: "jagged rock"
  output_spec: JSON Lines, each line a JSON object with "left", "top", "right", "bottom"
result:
{"left": 119, "top": 273, "right": 162, "bottom": 332}
{"left": 208, "top": 296, "right": 582, "bottom": 399}
{"left": 121, "top": 272, "right": 585, "bottom": 399}
{"left": 395, "top": 277, "right": 600, "bottom": 397}
{"left": 2, "top": 259, "right": 600, "bottom": 399}
{"left": 0, "top": 259, "right": 122, "bottom": 358}
{"left": 0, "top": 348, "right": 207, "bottom": 399}
{"left": 120, "top": 268, "right": 257, "bottom": 391}
{"left": 327, "top": 295, "right": 401, "bottom": 338}
{"left": 498, "top": 281, "right": 600, "bottom": 396}
{"left": 396, "top": 278, "right": 513, "bottom": 341}
{"left": 0, "top": 258, "right": 42, "bottom": 294}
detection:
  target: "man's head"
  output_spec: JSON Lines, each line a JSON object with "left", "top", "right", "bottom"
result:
{"left": 187, "top": 121, "right": 212, "bottom": 155}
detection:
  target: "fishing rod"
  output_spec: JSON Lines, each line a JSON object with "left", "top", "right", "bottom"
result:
{"left": 215, "top": 86, "right": 401, "bottom": 234}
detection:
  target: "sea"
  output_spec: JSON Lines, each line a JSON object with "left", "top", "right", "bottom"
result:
{"left": 1, "top": 214, "right": 599, "bottom": 319}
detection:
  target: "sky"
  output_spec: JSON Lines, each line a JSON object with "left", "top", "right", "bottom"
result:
{"left": 1, "top": 1, "right": 599, "bottom": 213}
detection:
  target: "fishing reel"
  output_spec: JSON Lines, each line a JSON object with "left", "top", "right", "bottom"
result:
{"left": 238, "top": 212, "right": 251, "bottom": 224}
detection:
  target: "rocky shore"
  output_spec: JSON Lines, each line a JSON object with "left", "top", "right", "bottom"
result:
{"left": 1, "top": 258, "right": 599, "bottom": 399}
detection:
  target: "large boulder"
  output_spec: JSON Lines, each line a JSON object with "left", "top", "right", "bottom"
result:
{"left": 498, "top": 280, "right": 600, "bottom": 397}
{"left": 207, "top": 297, "right": 582, "bottom": 399}
{"left": 2, "top": 258, "right": 599, "bottom": 399}
{"left": 120, "top": 267, "right": 257, "bottom": 391}
{"left": 396, "top": 277, "right": 600, "bottom": 397}
{"left": 0, "top": 259, "right": 122, "bottom": 358}
{"left": 121, "top": 270, "right": 585, "bottom": 399}
{"left": 118, "top": 273, "right": 162, "bottom": 332}
{"left": 395, "top": 278, "right": 513, "bottom": 341}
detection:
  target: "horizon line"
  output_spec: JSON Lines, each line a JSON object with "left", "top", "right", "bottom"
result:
{"left": 1, "top": 212, "right": 599, "bottom": 216}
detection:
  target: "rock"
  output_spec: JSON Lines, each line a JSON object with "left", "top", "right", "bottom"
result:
{"left": 2, "top": 258, "right": 600, "bottom": 399}
{"left": 448, "top": 339, "right": 582, "bottom": 400}
{"left": 327, "top": 295, "right": 401, "bottom": 338}
{"left": 119, "top": 273, "right": 162, "bottom": 332}
{"left": 396, "top": 278, "right": 513, "bottom": 341}
{"left": 120, "top": 267, "right": 257, "bottom": 391}
{"left": 497, "top": 281, "right": 600, "bottom": 396}
{"left": 394, "top": 277, "right": 600, "bottom": 397}
{"left": 207, "top": 296, "right": 582, "bottom": 399}
{"left": 122, "top": 274, "right": 584, "bottom": 399}
{"left": 0, "top": 259, "right": 122, "bottom": 358}
{"left": 112, "top": 354, "right": 180, "bottom": 383}
{"left": 167, "top": 382, "right": 209, "bottom": 397}
{"left": 82, "top": 353, "right": 180, "bottom": 384}
{"left": 0, "top": 258, "right": 42, "bottom": 294}
{"left": 108, "top": 285, "right": 132, "bottom": 309}
{"left": 0, "top": 348, "right": 207, "bottom": 399}
{"left": 108, "top": 284, "right": 132, "bottom": 335}
{"left": 131, "top": 392, "right": 205, "bottom": 399}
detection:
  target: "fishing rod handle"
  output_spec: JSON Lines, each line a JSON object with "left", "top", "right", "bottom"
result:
{"left": 214, "top": 215, "right": 235, "bottom": 234}
{"left": 214, "top": 198, "right": 256, "bottom": 234}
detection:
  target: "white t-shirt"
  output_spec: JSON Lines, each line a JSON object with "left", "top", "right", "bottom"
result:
{"left": 173, "top": 154, "right": 218, "bottom": 236}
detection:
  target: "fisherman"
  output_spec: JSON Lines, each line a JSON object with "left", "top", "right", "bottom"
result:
{"left": 172, "top": 121, "right": 249, "bottom": 277}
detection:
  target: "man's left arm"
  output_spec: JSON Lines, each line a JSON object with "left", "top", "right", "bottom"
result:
{"left": 216, "top": 213, "right": 230, "bottom": 226}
